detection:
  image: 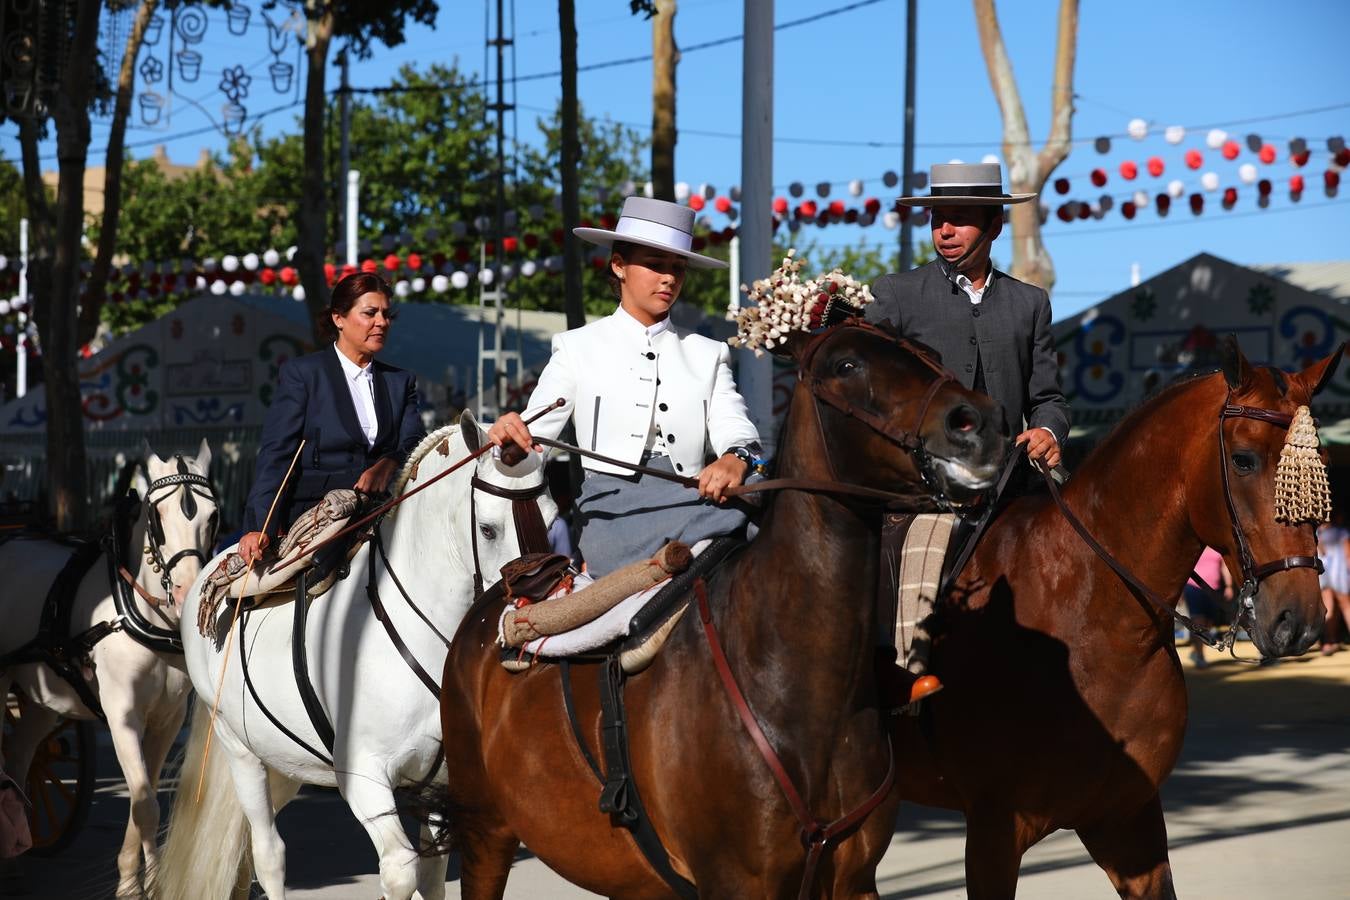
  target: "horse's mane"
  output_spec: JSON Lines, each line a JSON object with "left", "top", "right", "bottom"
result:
{"left": 391, "top": 422, "right": 465, "bottom": 499}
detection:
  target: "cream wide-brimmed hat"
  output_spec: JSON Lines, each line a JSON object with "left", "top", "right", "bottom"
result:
{"left": 573, "top": 196, "right": 728, "bottom": 269}
{"left": 896, "top": 162, "right": 1037, "bottom": 207}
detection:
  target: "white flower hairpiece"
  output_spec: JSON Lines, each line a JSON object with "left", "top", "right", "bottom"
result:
{"left": 726, "top": 249, "right": 874, "bottom": 355}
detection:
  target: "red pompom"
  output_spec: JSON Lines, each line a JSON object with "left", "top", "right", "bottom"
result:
{"left": 1054, "top": 177, "right": 1070, "bottom": 194}
{"left": 1189, "top": 193, "right": 1204, "bottom": 214}
{"left": 502, "top": 236, "right": 519, "bottom": 253}
{"left": 688, "top": 195, "right": 706, "bottom": 211}
{"left": 1292, "top": 150, "right": 1311, "bottom": 168}
{"left": 1077, "top": 202, "right": 1091, "bottom": 220}
{"left": 1120, "top": 160, "right": 1138, "bottom": 180}
{"left": 383, "top": 254, "right": 400, "bottom": 271}
{"left": 406, "top": 253, "right": 422, "bottom": 270}
{"left": 550, "top": 228, "right": 565, "bottom": 245}
{"left": 1156, "top": 194, "right": 1171, "bottom": 213}
{"left": 1222, "top": 140, "right": 1240, "bottom": 160}
{"left": 1258, "top": 179, "right": 1272, "bottom": 195}
{"left": 323, "top": 262, "right": 336, "bottom": 282}
{"left": 864, "top": 197, "right": 881, "bottom": 214}
{"left": 341, "top": 264, "right": 358, "bottom": 279}
{"left": 1258, "top": 144, "right": 1277, "bottom": 165}
{"left": 844, "top": 208, "right": 859, "bottom": 223}
{"left": 260, "top": 268, "right": 277, "bottom": 285}
{"left": 1222, "top": 187, "right": 1238, "bottom": 208}
{"left": 714, "top": 196, "right": 732, "bottom": 213}
{"left": 800, "top": 200, "right": 818, "bottom": 218}
{"left": 1121, "top": 201, "right": 1137, "bottom": 220}
{"left": 773, "top": 196, "right": 789, "bottom": 215}
{"left": 523, "top": 233, "right": 540, "bottom": 250}
{"left": 1337, "top": 149, "right": 1350, "bottom": 167}
{"left": 454, "top": 246, "right": 471, "bottom": 264}
{"left": 1147, "top": 156, "right": 1165, "bottom": 177}
{"left": 362, "top": 259, "right": 379, "bottom": 274}
{"left": 1090, "top": 168, "right": 1107, "bottom": 187}
{"left": 1290, "top": 174, "right": 1305, "bottom": 193}
{"left": 280, "top": 266, "right": 299, "bottom": 285}
{"left": 1056, "top": 204, "right": 1074, "bottom": 222}
{"left": 692, "top": 236, "right": 707, "bottom": 252}
{"left": 1326, "top": 170, "right": 1342, "bottom": 189}
{"left": 1185, "top": 149, "right": 1203, "bottom": 170}
{"left": 828, "top": 200, "right": 846, "bottom": 216}
{"left": 431, "top": 252, "right": 447, "bottom": 268}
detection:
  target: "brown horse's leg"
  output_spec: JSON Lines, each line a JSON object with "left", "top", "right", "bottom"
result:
{"left": 963, "top": 808, "right": 1026, "bottom": 900}
{"left": 1076, "top": 794, "right": 1177, "bottom": 900}
{"left": 456, "top": 817, "right": 520, "bottom": 900}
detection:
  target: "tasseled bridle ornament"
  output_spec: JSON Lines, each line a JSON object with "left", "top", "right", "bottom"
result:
{"left": 1273, "top": 405, "right": 1331, "bottom": 525}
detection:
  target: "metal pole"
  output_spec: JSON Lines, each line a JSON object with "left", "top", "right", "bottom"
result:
{"left": 17, "top": 217, "right": 28, "bottom": 398}
{"left": 898, "top": 0, "right": 917, "bottom": 272}
{"left": 338, "top": 48, "right": 351, "bottom": 256}
{"left": 346, "top": 170, "right": 359, "bottom": 268}
{"left": 737, "top": 0, "right": 774, "bottom": 447}
{"left": 727, "top": 235, "right": 740, "bottom": 314}
{"left": 492, "top": 0, "right": 509, "bottom": 413}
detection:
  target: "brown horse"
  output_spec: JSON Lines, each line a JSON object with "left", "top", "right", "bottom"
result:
{"left": 437, "top": 322, "right": 1008, "bottom": 898}
{"left": 894, "top": 338, "right": 1342, "bottom": 898}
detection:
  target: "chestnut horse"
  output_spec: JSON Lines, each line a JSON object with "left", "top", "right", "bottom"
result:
{"left": 895, "top": 338, "right": 1342, "bottom": 898}
{"left": 438, "top": 322, "right": 1009, "bottom": 898}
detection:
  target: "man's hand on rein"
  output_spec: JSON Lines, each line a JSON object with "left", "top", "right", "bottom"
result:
{"left": 699, "top": 453, "right": 749, "bottom": 504}
{"left": 1016, "top": 428, "right": 1061, "bottom": 469}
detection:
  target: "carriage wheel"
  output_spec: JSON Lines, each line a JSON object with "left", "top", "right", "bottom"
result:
{"left": 3, "top": 690, "right": 97, "bottom": 856}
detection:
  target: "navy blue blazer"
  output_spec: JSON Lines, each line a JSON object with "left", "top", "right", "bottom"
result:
{"left": 242, "top": 346, "right": 426, "bottom": 537}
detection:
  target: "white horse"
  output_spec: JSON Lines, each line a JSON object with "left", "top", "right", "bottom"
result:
{"left": 159, "top": 414, "right": 558, "bottom": 900}
{"left": 0, "top": 441, "right": 218, "bottom": 896}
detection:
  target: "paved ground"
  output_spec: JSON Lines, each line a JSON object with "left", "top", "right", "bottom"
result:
{"left": 7, "top": 645, "right": 1350, "bottom": 898}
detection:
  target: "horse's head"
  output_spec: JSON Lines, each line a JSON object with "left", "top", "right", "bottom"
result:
{"left": 138, "top": 439, "right": 219, "bottom": 610}
{"left": 781, "top": 321, "right": 1008, "bottom": 507}
{"left": 1187, "top": 337, "right": 1343, "bottom": 657}
{"left": 457, "top": 411, "right": 560, "bottom": 592}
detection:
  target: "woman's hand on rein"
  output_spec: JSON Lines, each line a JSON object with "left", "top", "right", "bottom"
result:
{"left": 355, "top": 457, "right": 399, "bottom": 494}
{"left": 699, "top": 453, "right": 749, "bottom": 504}
{"left": 487, "top": 412, "right": 541, "bottom": 456}
{"left": 239, "top": 531, "right": 269, "bottom": 564}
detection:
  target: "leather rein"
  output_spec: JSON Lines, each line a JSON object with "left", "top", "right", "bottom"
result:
{"left": 1038, "top": 394, "right": 1322, "bottom": 656}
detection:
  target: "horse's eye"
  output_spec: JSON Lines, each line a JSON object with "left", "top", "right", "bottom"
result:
{"left": 479, "top": 524, "right": 498, "bottom": 540}
{"left": 834, "top": 358, "right": 860, "bottom": 376}
{"left": 1231, "top": 451, "right": 1259, "bottom": 474}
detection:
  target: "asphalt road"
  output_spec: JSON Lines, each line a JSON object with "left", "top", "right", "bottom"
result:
{"left": 7, "top": 647, "right": 1350, "bottom": 899}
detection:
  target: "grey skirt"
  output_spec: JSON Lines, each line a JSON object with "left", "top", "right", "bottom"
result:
{"left": 575, "top": 456, "right": 754, "bottom": 578}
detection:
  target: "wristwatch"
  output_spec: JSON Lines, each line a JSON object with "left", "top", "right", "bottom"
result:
{"left": 726, "top": 445, "right": 758, "bottom": 472}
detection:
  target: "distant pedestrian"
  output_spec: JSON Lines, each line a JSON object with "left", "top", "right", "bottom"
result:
{"left": 1185, "top": 546, "right": 1233, "bottom": 668}
{"left": 1317, "top": 513, "right": 1350, "bottom": 655}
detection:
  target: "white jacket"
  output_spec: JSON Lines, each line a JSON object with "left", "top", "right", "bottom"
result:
{"left": 524, "top": 307, "right": 761, "bottom": 477}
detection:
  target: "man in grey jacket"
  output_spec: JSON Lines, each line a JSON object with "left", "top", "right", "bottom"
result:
{"left": 865, "top": 163, "right": 1068, "bottom": 467}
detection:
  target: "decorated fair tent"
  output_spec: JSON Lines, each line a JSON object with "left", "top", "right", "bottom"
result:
{"left": 1053, "top": 252, "right": 1350, "bottom": 460}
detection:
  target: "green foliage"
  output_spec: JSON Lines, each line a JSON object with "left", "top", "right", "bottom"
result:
{"left": 0, "top": 151, "right": 24, "bottom": 259}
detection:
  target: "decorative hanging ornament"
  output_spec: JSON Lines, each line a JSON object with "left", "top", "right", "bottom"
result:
{"left": 1128, "top": 118, "right": 1149, "bottom": 140}
{"left": 689, "top": 195, "right": 706, "bottom": 211}
{"left": 1290, "top": 174, "right": 1305, "bottom": 194}
{"left": 1091, "top": 168, "right": 1107, "bottom": 187}
{"left": 1258, "top": 178, "right": 1272, "bottom": 195}
{"left": 1222, "top": 140, "right": 1240, "bottom": 161}
{"left": 1327, "top": 170, "right": 1342, "bottom": 190}
{"left": 1056, "top": 204, "right": 1074, "bottom": 223}
{"left": 1201, "top": 172, "right": 1220, "bottom": 192}
{"left": 1122, "top": 201, "right": 1137, "bottom": 220}
{"left": 241, "top": 252, "right": 258, "bottom": 270}
{"left": 262, "top": 248, "right": 281, "bottom": 268}
{"left": 1120, "top": 160, "right": 1138, "bottom": 180}
{"left": 789, "top": 182, "right": 804, "bottom": 197}
{"left": 1329, "top": 136, "right": 1347, "bottom": 154}
{"left": 1185, "top": 149, "right": 1204, "bottom": 170}
{"left": 882, "top": 211, "right": 900, "bottom": 229}
{"left": 847, "top": 179, "right": 864, "bottom": 197}
{"left": 450, "top": 270, "right": 469, "bottom": 290}
{"left": 1223, "top": 187, "right": 1238, "bottom": 208}
{"left": 1147, "top": 156, "right": 1165, "bottom": 177}
{"left": 1239, "top": 163, "right": 1258, "bottom": 184}
{"left": 1054, "top": 177, "right": 1071, "bottom": 194}
{"left": 1246, "top": 133, "right": 1263, "bottom": 153}
{"left": 431, "top": 274, "right": 449, "bottom": 292}
{"left": 1273, "top": 406, "right": 1331, "bottom": 525}
{"left": 1292, "top": 150, "right": 1311, "bottom": 168}
{"left": 1336, "top": 149, "right": 1350, "bottom": 168}
{"left": 1259, "top": 145, "right": 1277, "bottom": 165}
{"left": 715, "top": 196, "right": 733, "bottom": 213}
{"left": 674, "top": 182, "right": 691, "bottom": 201}
{"left": 1167, "top": 179, "right": 1185, "bottom": 198}
{"left": 1133, "top": 190, "right": 1150, "bottom": 209}
{"left": 816, "top": 182, "right": 831, "bottom": 198}
{"left": 882, "top": 170, "right": 899, "bottom": 188}
{"left": 1164, "top": 125, "right": 1186, "bottom": 145}
{"left": 773, "top": 196, "right": 788, "bottom": 214}
{"left": 1094, "top": 136, "right": 1111, "bottom": 154}
{"left": 1189, "top": 193, "right": 1204, "bottom": 215}
{"left": 1206, "top": 129, "right": 1227, "bottom": 150}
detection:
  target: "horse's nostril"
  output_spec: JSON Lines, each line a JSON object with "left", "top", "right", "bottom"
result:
{"left": 946, "top": 404, "right": 981, "bottom": 435}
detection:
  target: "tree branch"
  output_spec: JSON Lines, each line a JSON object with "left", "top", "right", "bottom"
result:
{"left": 1036, "top": 0, "right": 1078, "bottom": 183}
{"left": 972, "top": 0, "right": 1031, "bottom": 177}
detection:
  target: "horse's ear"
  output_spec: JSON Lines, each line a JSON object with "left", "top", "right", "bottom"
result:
{"left": 459, "top": 410, "right": 484, "bottom": 453}
{"left": 1219, "top": 334, "right": 1252, "bottom": 390}
{"left": 769, "top": 330, "right": 812, "bottom": 363}
{"left": 141, "top": 438, "right": 166, "bottom": 472}
{"left": 1295, "top": 342, "right": 1345, "bottom": 399}
{"left": 195, "top": 437, "right": 212, "bottom": 471}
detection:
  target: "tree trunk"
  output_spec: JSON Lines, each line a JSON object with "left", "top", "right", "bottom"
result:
{"left": 650, "top": 0, "right": 677, "bottom": 202}
{"left": 83, "top": 0, "right": 159, "bottom": 349}
{"left": 296, "top": 1, "right": 336, "bottom": 346}
{"left": 558, "top": 0, "right": 584, "bottom": 331}
{"left": 972, "top": 0, "right": 1077, "bottom": 295}
{"left": 32, "top": 0, "right": 103, "bottom": 531}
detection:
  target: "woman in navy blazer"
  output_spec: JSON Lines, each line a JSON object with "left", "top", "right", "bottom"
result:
{"left": 238, "top": 273, "right": 425, "bottom": 563}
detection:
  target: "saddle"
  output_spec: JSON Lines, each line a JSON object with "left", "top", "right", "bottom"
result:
{"left": 197, "top": 489, "right": 375, "bottom": 640}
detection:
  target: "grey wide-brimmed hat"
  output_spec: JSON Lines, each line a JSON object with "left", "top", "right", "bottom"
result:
{"left": 573, "top": 196, "right": 728, "bottom": 269}
{"left": 896, "top": 163, "right": 1037, "bottom": 207}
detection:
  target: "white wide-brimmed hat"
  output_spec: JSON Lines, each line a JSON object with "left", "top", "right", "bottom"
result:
{"left": 897, "top": 163, "right": 1037, "bottom": 207}
{"left": 573, "top": 197, "right": 728, "bottom": 269}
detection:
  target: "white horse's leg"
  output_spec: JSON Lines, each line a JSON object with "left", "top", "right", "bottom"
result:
{"left": 340, "top": 769, "right": 421, "bottom": 900}
{"left": 221, "top": 740, "right": 291, "bottom": 899}
{"left": 416, "top": 816, "right": 450, "bottom": 900}
{"left": 137, "top": 697, "right": 189, "bottom": 896}
{"left": 104, "top": 705, "right": 155, "bottom": 897}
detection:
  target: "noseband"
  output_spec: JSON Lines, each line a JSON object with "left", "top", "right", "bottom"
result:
{"left": 468, "top": 474, "right": 552, "bottom": 597}
{"left": 142, "top": 456, "right": 218, "bottom": 595}
{"left": 797, "top": 321, "right": 959, "bottom": 509}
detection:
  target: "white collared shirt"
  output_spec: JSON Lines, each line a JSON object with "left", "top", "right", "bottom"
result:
{"left": 953, "top": 270, "right": 988, "bottom": 305}
{"left": 333, "top": 344, "right": 379, "bottom": 447}
{"left": 613, "top": 306, "right": 673, "bottom": 456}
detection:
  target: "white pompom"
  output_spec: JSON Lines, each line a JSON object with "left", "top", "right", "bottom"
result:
{"left": 262, "top": 248, "right": 281, "bottom": 267}
{"left": 1134, "top": 190, "right": 1149, "bottom": 209}
{"left": 1167, "top": 180, "right": 1185, "bottom": 198}
{"left": 643, "top": 181, "right": 655, "bottom": 198}
{"left": 286, "top": 245, "right": 298, "bottom": 260}
{"left": 394, "top": 280, "right": 410, "bottom": 297}
{"left": 0, "top": 300, "right": 10, "bottom": 315}
{"left": 501, "top": 264, "right": 515, "bottom": 282}
{"left": 450, "top": 270, "right": 470, "bottom": 290}
{"left": 478, "top": 268, "right": 494, "bottom": 286}
{"left": 882, "top": 170, "right": 899, "bottom": 188}
{"left": 1206, "top": 129, "right": 1227, "bottom": 150}
{"left": 221, "top": 254, "right": 239, "bottom": 273}
{"left": 674, "top": 182, "right": 690, "bottom": 201}
{"left": 882, "top": 211, "right": 901, "bottom": 229}
{"left": 1201, "top": 172, "right": 1220, "bottom": 192}
{"left": 847, "top": 179, "right": 864, "bottom": 197}
{"left": 1164, "top": 125, "right": 1185, "bottom": 145}
{"left": 195, "top": 275, "right": 207, "bottom": 290}
{"left": 521, "top": 259, "right": 538, "bottom": 277}
{"left": 242, "top": 252, "right": 259, "bottom": 271}
{"left": 431, "top": 274, "right": 450, "bottom": 292}
{"left": 1239, "top": 163, "right": 1258, "bottom": 184}
{"left": 228, "top": 279, "right": 246, "bottom": 296}
{"left": 1128, "top": 118, "right": 1148, "bottom": 140}
{"left": 411, "top": 277, "right": 426, "bottom": 292}
{"left": 292, "top": 285, "right": 305, "bottom": 302}
{"left": 0, "top": 256, "right": 7, "bottom": 271}
{"left": 619, "top": 180, "right": 637, "bottom": 197}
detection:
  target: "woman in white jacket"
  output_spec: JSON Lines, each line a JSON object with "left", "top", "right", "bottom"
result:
{"left": 489, "top": 197, "right": 762, "bottom": 576}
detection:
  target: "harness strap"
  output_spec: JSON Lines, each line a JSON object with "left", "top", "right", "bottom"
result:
{"left": 939, "top": 444, "right": 1029, "bottom": 598}
{"left": 292, "top": 570, "right": 338, "bottom": 754}
{"left": 104, "top": 533, "right": 183, "bottom": 655}
{"left": 368, "top": 532, "right": 442, "bottom": 700}
{"left": 560, "top": 659, "right": 604, "bottom": 782}
{"left": 694, "top": 578, "right": 896, "bottom": 900}
{"left": 238, "top": 606, "right": 335, "bottom": 766}
{"left": 373, "top": 532, "right": 452, "bottom": 648}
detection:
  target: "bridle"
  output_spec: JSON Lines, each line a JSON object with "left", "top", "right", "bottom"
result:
{"left": 468, "top": 473, "right": 552, "bottom": 597}
{"left": 796, "top": 320, "right": 961, "bottom": 510}
{"left": 141, "top": 456, "right": 219, "bottom": 596}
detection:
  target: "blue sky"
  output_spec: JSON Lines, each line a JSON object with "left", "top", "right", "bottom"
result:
{"left": 5, "top": 0, "right": 1349, "bottom": 320}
